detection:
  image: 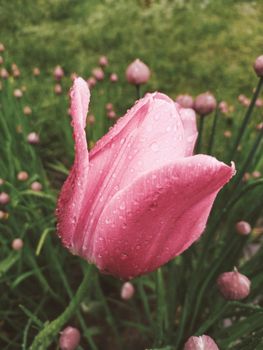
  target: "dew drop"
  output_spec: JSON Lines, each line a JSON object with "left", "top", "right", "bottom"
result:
{"left": 120, "top": 253, "right": 128, "bottom": 260}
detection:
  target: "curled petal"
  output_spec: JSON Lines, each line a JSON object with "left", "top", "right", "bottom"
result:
{"left": 88, "top": 155, "right": 235, "bottom": 279}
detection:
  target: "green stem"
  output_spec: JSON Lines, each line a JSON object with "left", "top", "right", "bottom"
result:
{"left": 228, "top": 77, "right": 263, "bottom": 162}
{"left": 136, "top": 84, "right": 141, "bottom": 99}
{"left": 196, "top": 115, "right": 205, "bottom": 154}
{"left": 207, "top": 108, "right": 219, "bottom": 155}
{"left": 154, "top": 268, "right": 168, "bottom": 347}
{"left": 30, "top": 265, "right": 92, "bottom": 350}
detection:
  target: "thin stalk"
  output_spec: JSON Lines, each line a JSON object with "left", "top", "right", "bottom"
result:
{"left": 196, "top": 115, "right": 205, "bottom": 154}
{"left": 136, "top": 84, "right": 141, "bottom": 99}
{"left": 30, "top": 265, "right": 92, "bottom": 350}
{"left": 154, "top": 268, "right": 168, "bottom": 347}
{"left": 207, "top": 108, "right": 219, "bottom": 154}
{"left": 137, "top": 277, "right": 154, "bottom": 327}
{"left": 228, "top": 77, "right": 263, "bottom": 161}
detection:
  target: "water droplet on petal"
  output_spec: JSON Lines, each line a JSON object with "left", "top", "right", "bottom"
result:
{"left": 120, "top": 253, "right": 128, "bottom": 260}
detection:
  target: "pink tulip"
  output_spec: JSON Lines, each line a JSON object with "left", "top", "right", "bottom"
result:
{"left": 184, "top": 335, "right": 219, "bottom": 350}
{"left": 126, "top": 59, "right": 151, "bottom": 85}
{"left": 54, "top": 65, "right": 64, "bottom": 80}
{"left": 175, "top": 94, "right": 194, "bottom": 109}
{"left": 56, "top": 78, "right": 235, "bottom": 279}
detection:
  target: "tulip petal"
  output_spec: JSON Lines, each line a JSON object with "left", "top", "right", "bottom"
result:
{"left": 88, "top": 155, "right": 235, "bottom": 279}
{"left": 176, "top": 104, "right": 198, "bottom": 156}
{"left": 56, "top": 78, "right": 90, "bottom": 250}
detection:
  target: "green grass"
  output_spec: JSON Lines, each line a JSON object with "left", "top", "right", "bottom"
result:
{"left": 0, "top": 0, "right": 263, "bottom": 349}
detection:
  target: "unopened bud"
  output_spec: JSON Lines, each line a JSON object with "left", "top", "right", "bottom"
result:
{"left": 31, "top": 181, "right": 42, "bottom": 192}
{"left": 13, "top": 89, "right": 23, "bottom": 98}
{"left": 92, "top": 67, "right": 104, "bottom": 81}
{"left": 235, "top": 221, "right": 251, "bottom": 235}
{"left": 217, "top": 268, "right": 251, "bottom": 300}
{"left": 126, "top": 59, "right": 151, "bottom": 85}
{"left": 54, "top": 65, "right": 64, "bottom": 80}
{"left": 253, "top": 55, "right": 263, "bottom": 77}
{"left": 0, "top": 192, "right": 10, "bottom": 205}
{"left": 1, "top": 68, "right": 9, "bottom": 79}
{"left": 194, "top": 92, "right": 217, "bottom": 116}
{"left": 110, "top": 73, "right": 118, "bottom": 82}
{"left": 17, "top": 171, "right": 29, "bottom": 181}
{"left": 184, "top": 335, "right": 219, "bottom": 350}
{"left": 121, "top": 282, "right": 135, "bottom": 300}
{"left": 59, "top": 326, "right": 80, "bottom": 350}
{"left": 12, "top": 238, "right": 24, "bottom": 251}
{"left": 99, "top": 56, "right": 108, "bottom": 67}
{"left": 27, "top": 132, "right": 40, "bottom": 144}
{"left": 23, "top": 106, "right": 32, "bottom": 115}
{"left": 54, "top": 84, "right": 63, "bottom": 95}
{"left": 87, "top": 77, "right": 96, "bottom": 88}
{"left": 33, "top": 67, "right": 40, "bottom": 76}
{"left": 175, "top": 94, "right": 194, "bottom": 109}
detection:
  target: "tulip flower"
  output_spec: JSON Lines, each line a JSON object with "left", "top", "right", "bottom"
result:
{"left": 56, "top": 78, "right": 235, "bottom": 279}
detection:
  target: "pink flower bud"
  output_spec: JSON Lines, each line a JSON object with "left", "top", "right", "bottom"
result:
{"left": 1, "top": 68, "right": 9, "bottom": 79}
{"left": 223, "top": 130, "right": 232, "bottom": 138}
{"left": 87, "top": 114, "right": 95, "bottom": 125}
{"left": 107, "top": 110, "right": 116, "bottom": 119}
{"left": 242, "top": 172, "right": 250, "bottom": 182}
{"left": 256, "top": 122, "right": 263, "bottom": 131}
{"left": 219, "top": 101, "right": 229, "bottom": 114}
{"left": 31, "top": 181, "right": 42, "bottom": 192}
{"left": 175, "top": 94, "right": 194, "bottom": 109}
{"left": 92, "top": 67, "right": 104, "bottom": 81}
{"left": 0, "top": 192, "right": 10, "bottom": 205}
{"left": 59, "top": 326, "right": 80, "bottom": 350}
{"left": 256, "top": 98, "right": 263, "bottom": 107}
{"left": 0, "top": 56, "right": 4, "bottom": 65}
{"left": 27, "top": 132, "right": 40, "bottom": 144}
{"left": 126, "top": 59, "right": 151, "bottom": 85}
{"left": 253, "top": 55, "right": 263, "bottom": 77}
{"left": 13, "top": 89, "right": 23, "bottom": 98}
{"left": 87, "top": 77, "right": 96, "bottom": 88}
{"left": 54, "top": 84, "right": 63, "bottom": 95}
{"left": 184, "top": 335, "right": 219, "bottom": 350}
{"left": 235, "top": 221, "right": 251, "bottom": 235}
{"left": 54, "top": 65, "right": 64, "bottom": 80}
{"left": 217, "top": 269, "right": 251, "bottom": 300}
{"left": 106, "top": 103, "right": 113, "bottom": 111}
{"left": 13, "top": 68, "right": 21, "bottom": 78}
{"left": 33, "top": 67, "right": 40, "bottom": 76}
{"left": 0, "top": 178, "right": 5, "bottom": 185}
{"left": 12, "top": 238, "right": 24, "bottom": 251}
{"left": 110, "top": 73, "right": 118, "bottom": 82}
{"left": 23, "top": 106, "right": 32, "bottom": 115}
{"left": 194, "top": 92, "right": 217, "bottom": 116}
{"left": 121, "top": 282, "right": 135, "bottom": 300}
{"left": 252, "top": 170, "right": 261, "bottom": 179}
{"left": 17, "top": 171, "right": 29, "bottom": 181}
{"left": 0, "top": 43, "right": 5, "bottom": 52}
{"left": 99, "top": 56, "right": 108, "bottom": 67}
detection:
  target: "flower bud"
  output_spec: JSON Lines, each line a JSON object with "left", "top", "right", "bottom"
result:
{"left": 17, "top": 171, "right": 29, "bottom": 181}
{"left": 256, "top": 98, "right": 263, "bottom": 107}
{"left": 31, "top": 181, "right": 42, "bottom": 192}
{"left": 0, "top": 210, "right": 8, "bottom": 220}
{"left": 121, "top": 282, "right": 135, "bottom": 300}
{"left": 23, "top": 106, "right": 32, "bottom": 115}
{"left": 126, "top": 59, "right": 151, "bottom": 85}
{"left": 12, "top": 238, "right": 24, "bottom": 251}
{"left": 0, "top": 192, "right": 10, "bottom": 205}
{"left": 223, "top": 130, "right": 232, "bottom": 138}
{"left": 253, "top": 55, "right": 263, "bottom": 77}
{"left": 0, "top": 56, "right": 4, "bottom": 65}
{"left": 59, "top": 326, "right": 80, "bottom": 350}
{"left": 242, "top": 172, "right": 250, "bottom": 182}
{"left": 33, "top": 67, "right": 40, "bottom": 76}
{"left": 218, "top": 101, "right": 229, "bottom": 114}
{"left": 235, "top": 221, "right": 251, "bottom": 235}
{"left": 99, "top": 56, "right": 108, "bottom": 67}
{"left": 87, "top": 77, "right": 96, "bottom": 88}
{"left": 217, "top": 269, "right": 251, "bottom": 300}
{"left": 13, "top": 89, "right": 23, "bottom": 98}
{"left": 110, "top": 73, "right": 118, "bottom": 82}
{"left": 13, "top": 68, "right": 21, "bottom": 78}
{"left": 70, "top": 72, "right": 78, "bottom": 81}
{"left": 0, "top": 68, "right": 9, "bottom": 79}
{"left": 194, "top": 92, "right": 217, "bottom": 116}
{"left": 54, "top": 84, "right": 63, "bottom": 95}
{"left": 0, "top": 178, "right": 4, "bottom": 185}
{"left": 107, "top": 110, "right": 116, "bottom": 119}
{"left": 92, "top": 67, "right": 104, "bottom": 81}
{"left": 87, "top": 114, "right": 95, "bottom": 125}
{"left": 54, "top": 65, "right": 64, "bottom": 81}
{"left": 184, "top": 335, "right": 219, "bottom": 350}
{"left": 27, "top": 132, "right": 40, "bottom": 144}
{"left": 0, "top": 43, "right": 4, "bottom": 52}
{"left": 106, "top": 103, "right": 113, "bottom": 111}
{"left": 256, "top": 122, "right": 263, "bottom": 131}
{"left": 252, "top": 170, "right": 261, "bottom": 179}
{"left": 175, "top": 94, "right": 194, "bottom": 109}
